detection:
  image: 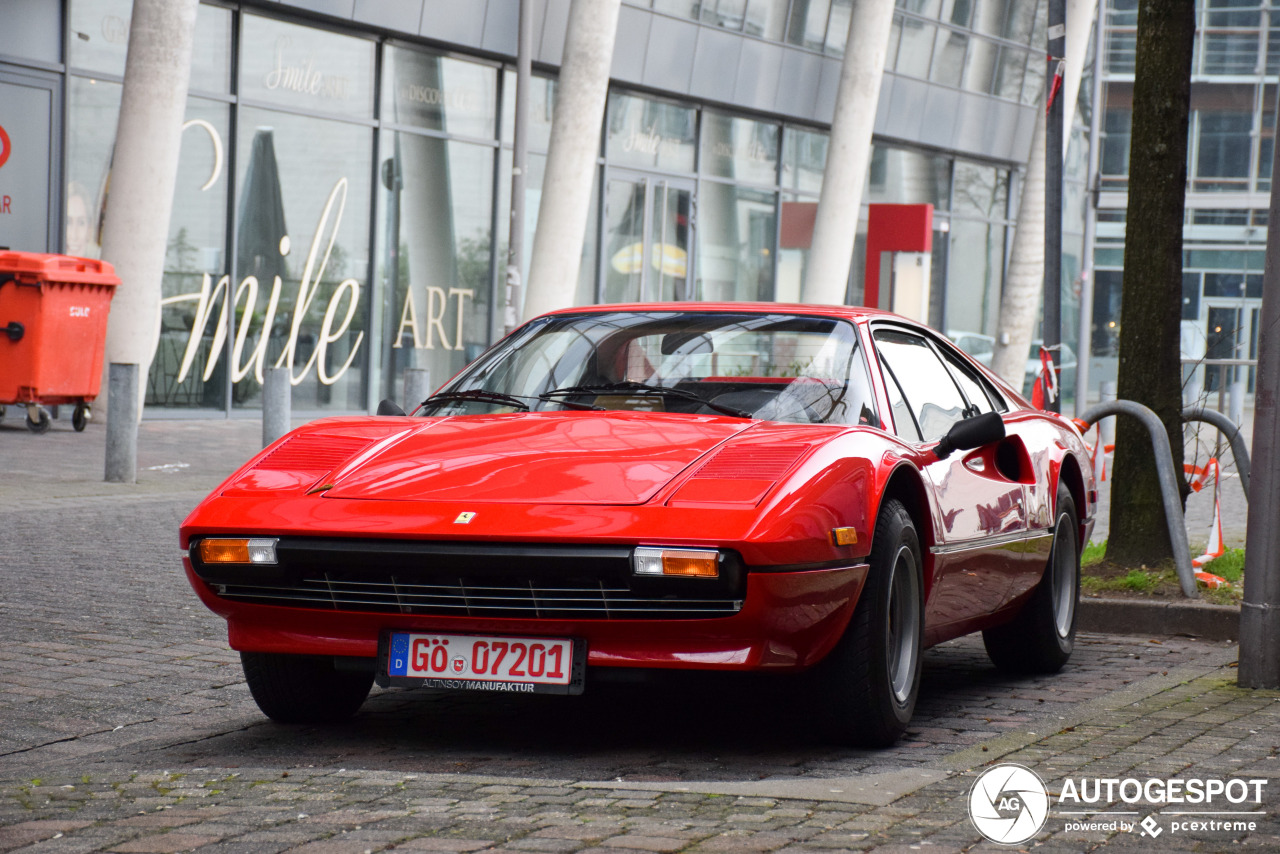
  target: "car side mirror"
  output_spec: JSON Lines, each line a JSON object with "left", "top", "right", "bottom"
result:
{"left": 934, "top": 411, "right": 1005, "bottom": 459}
{"left": 377, "top": 398, "right": 406, "bottom": 416}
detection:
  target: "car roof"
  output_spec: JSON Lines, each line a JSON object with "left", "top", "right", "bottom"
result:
{"left": 541, "top": 301, "right": 911, "bottom": 323}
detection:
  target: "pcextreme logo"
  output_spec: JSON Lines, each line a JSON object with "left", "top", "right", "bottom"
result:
{"left": 0, "top": 122, "right": 10, "bottom": 169}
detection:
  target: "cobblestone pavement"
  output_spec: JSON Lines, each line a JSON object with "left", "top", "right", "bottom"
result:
{"left": 1, "top": 418, "right": 1277, "bottom": 852}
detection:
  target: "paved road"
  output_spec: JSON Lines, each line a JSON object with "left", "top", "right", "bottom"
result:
{"left": 0, "top": 416, "right": 1277, "bottom": 852}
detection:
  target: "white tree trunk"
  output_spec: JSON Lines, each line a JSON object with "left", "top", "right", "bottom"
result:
{"left": 100, "top": 0, "right": 199, "bottom": 419}
{"left": 991, "top": 107, "right": 1046, "bottom": 386}
{"left": 802, "top": 0, "right": 896, "bottom": 306}
{"left": 991, "top": 0, "right": 1096, "bottom": 387}
{"left": 1062, "top": 0, "right": 1099, "bottom": 159}
{"left": 522, "top": 0, "right": 621, "bottom": 321}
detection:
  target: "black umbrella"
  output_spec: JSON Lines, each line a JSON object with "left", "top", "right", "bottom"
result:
{"left": 236, "top": 128, "right": 289, "bottom": 288}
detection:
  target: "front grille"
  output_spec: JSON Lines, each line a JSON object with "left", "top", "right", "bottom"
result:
{"left": 213, "top": 575, "right": 742, "bottom": 620}
{"left": 194, "top": 537, "right": 744, "bottom": 621}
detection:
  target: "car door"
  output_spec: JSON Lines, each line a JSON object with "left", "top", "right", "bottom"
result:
{"left": 871, "top": 326, "right": 1030, "bottom": 632}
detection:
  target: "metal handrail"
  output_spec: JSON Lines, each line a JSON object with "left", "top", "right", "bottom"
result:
{"left": 1183, "top": 406, "right": 1251, "bottom": 499}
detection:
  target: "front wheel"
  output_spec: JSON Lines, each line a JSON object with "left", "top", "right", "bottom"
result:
{"left": 983, "top": 483, "right": 1080, "bottom": 673}
{"left": 241, "top": 652, "right": 373, "bottom": 724}
{"left": 818, "top": 498, "right": 924, "bottom": 747}
{"left": 25, "top": 406, "right": 51, "bottom": 434}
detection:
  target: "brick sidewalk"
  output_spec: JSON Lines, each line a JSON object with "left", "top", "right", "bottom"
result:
{"left": 2, "top": 417, "right": 1276, "bottom": 852}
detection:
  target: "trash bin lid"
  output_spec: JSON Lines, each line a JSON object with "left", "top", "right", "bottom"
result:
{"left": 0, "top": 251, "right": 120, "bottom": 287}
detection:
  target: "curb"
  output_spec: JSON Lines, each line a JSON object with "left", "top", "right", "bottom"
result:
{"left": 1078, "top": 597, "right": 1239, "bottom": 642}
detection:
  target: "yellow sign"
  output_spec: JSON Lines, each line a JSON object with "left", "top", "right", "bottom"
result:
{"left": 610, "top": 242, "right": 687, "bottom": 277}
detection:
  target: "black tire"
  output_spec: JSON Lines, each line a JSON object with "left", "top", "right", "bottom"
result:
{"left": 983, "top": 483, "right": 1080, "bottom": 674}
{"left": 819, "top": 498, "right": 924, "bottom": 747}
{"left": 73, "top": 404, "right": 90, "bottom": 432}
{"left": 25, "top": 407, "right": 51, "bottom": 434}
{"left": 240, "top": 652, "right": 373, "bottom": 724}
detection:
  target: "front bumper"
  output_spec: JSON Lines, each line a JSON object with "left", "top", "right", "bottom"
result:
{"left": 184, "top": 558, "right": 868, "bottom": 671}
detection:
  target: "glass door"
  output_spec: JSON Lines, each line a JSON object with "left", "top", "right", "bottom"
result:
{"left": 602, "top": 171, "right": 694, "bottom": 304}
{"left": 1203, "top": 302, "right": 1255, "bottom": 393}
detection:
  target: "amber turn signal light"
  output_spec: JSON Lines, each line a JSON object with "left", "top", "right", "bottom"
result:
{"left": 198, "top": 538, "right": 278, "bottom": 565}
{"left": 831, "top": 527, "right": 858, "bottom": 546}
{"left": 633, "top": 547, "right": 719, "bottom": 578}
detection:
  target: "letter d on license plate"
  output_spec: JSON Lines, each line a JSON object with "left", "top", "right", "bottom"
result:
{"left": 380, "top": 631, "right": 585, "bottom": 695}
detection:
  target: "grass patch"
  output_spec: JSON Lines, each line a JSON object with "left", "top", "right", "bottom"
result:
{"left": 1082, "top": 540, "right": 1107, "bottom": 567}
{"left": 1202, "top": 548, "right": 1245, "bottom": 583}
{"left": 1082, "top": 568, "right": 1166, "bottom": 594}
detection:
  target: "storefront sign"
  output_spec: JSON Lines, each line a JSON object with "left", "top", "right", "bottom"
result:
{"left": 396, "top": 83, "right": 479, "bottom": 113}
{"left": 394, "top": 287, "right": 474, "bottom": 351}
{"left": 162, "top": 178, "right": 365, "bottom": 387}
{"left": 101, "top": 15, "right": 129, "bottom": 45}
{"left": 620, "top": 124, "right": 681, "bottom": 158}
{"left": 263, "top": 36, "right": 353, "bottom": 101}
{"left": 708, "top": 138, "right": 770, "bottom": 163}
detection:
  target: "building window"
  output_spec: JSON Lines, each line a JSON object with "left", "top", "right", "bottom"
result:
{"left": 1100, "top": 106, "right": 1132, "bottom": 186}
{"left": 1194, "top": 110, "right": 1253, "bottom": 190}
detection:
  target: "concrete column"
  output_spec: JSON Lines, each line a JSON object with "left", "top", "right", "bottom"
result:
{"left": 99, "top": 0, "right": 200, "bottom": 419}
{"left": 991, "top": 0, "right": 1095, "bottom": 388}
{"left": 403, "top": 368, "right": 432, "bottom": 413}
{"left": 991, "top": 109, "right": 1047, "bottom": 387}
{"left": 104, "top": 363, "right": 139, "bottom": 484}
{"left": 522, "top": 0, "right": 621, "bottom": 321}
{"left": 801, "top": 0, "right": 896, "bottom": 307}
{"left": 1062, "top": 0, "right": 1100, "bottom": 158}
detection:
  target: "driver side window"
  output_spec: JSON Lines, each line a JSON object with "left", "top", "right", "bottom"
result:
{"left": 873, "top": 328, "right": 969, "bottom": 443}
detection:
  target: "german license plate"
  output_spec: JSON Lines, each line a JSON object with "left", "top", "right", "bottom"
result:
{"left": 381, "top": 631, "right": 584, "bottom": 695}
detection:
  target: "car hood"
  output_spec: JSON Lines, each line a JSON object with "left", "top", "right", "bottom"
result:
{"left": 320, "top": 412, "right": 757, "bottom": 505}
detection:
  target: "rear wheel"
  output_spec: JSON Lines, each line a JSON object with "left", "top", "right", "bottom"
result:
{"left": 72, "top": 403, "right": 90, "bottom": 432}
{"left": 819, "top": 498, "right": 923, "bottom": 747}
{"left": 983, "top": 483, "right": 1079, "bottom": 673}
{"left": 240, "top": 652, "right": 373, "bottom": 724}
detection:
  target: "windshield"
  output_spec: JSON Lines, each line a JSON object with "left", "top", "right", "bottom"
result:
{"left": 418, "top": 310, "right": 879, "bottom": 426}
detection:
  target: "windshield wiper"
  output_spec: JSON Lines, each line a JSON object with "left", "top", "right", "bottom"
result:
{"left": 422, "top": 389, "right": 531, "bottom": 411}
{"left": 540, "top": 381, "right": 751, "bottom": 418}
{"left": 423, "top": 388, "right": 601, "bottom": 412}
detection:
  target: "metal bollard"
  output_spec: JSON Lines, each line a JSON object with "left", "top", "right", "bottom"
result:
{"left": 262, "top": 366, "right": 291, "bottom": 448}
{"left": 403, "top": 368, "right": 432, "bottom": 414}
{"left": 104, "top": 363, "right": 139, "bottom": 484}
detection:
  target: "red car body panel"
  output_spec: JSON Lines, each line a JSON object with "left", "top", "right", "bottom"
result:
{"left": 179, "top": 302, "right": 1096, "bottom": 676}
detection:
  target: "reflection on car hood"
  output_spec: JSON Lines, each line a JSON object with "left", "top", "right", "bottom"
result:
{"left": 322, "top": 412, "right": 757, "bottom": 505}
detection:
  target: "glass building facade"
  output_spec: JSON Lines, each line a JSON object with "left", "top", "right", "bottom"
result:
{"left": 0, "top": 0, "right": 1056, "bottom": 417}
{"left": 1094, "top": 0, "right": 1277, "bottom": 397}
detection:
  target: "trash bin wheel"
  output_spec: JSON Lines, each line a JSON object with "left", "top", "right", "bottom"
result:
{"left": 73, "top": 403, "right": 90, "bottom": 432}
{"left": 25, "top": 406, "right": 51, "bottom": 434}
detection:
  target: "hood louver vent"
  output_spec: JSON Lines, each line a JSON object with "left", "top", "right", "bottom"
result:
{"left": 691, "top": 444, "right": 807, "bottom": 480}
{"left": 255, "top": 435, "right": 373, "bottom": 473}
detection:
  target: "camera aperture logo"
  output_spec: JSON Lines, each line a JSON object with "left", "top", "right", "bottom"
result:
{"left": 969, "top": 763, "right": 1050, "bottom": 844}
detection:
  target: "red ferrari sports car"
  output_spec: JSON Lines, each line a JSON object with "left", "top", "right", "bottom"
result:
{"left": 181, "top": 303, "right": 1095, "bottom": 746}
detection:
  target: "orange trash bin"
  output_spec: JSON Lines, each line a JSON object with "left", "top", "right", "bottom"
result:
{"left": 0, "top": 251, "right": 121, "bottom": 433}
